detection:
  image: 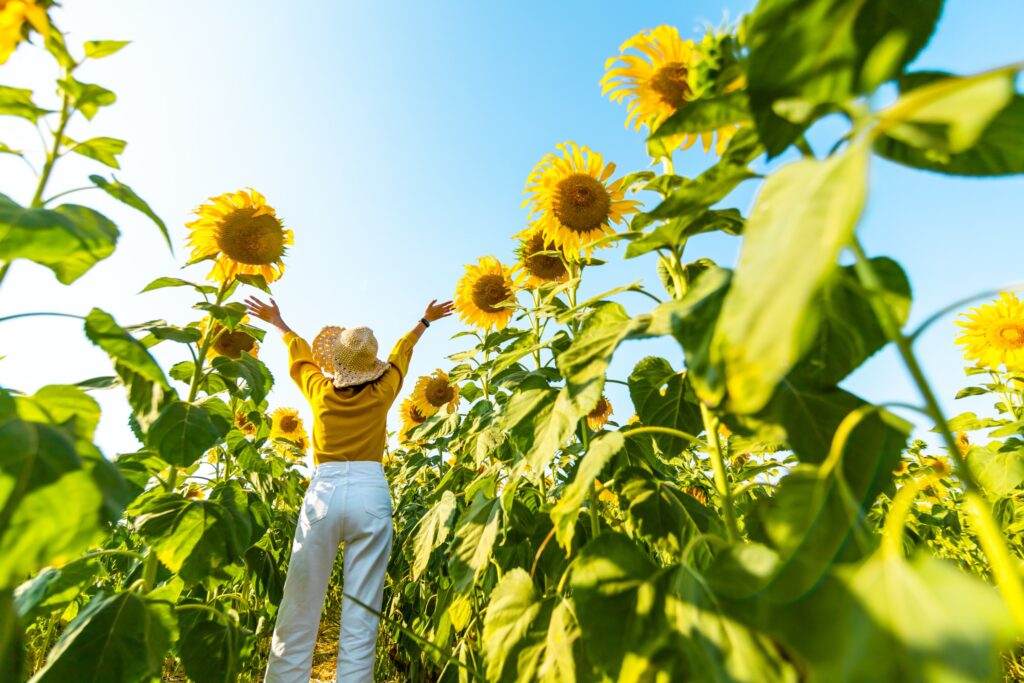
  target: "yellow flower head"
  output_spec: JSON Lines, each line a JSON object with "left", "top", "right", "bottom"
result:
{"left": 412, "top": 369, "right": 459, "bottom": 417}
{"left": 186, "top": 188, "right": 293, "bottom": 284}
{"left": 399, "top": 396, "right": 428, "bottom": 442}
{"left": 683, "top": 486, "right": 709, "bottom": 506}
{"left": 593, "top": 478, "right": 618, "bottom": 505}
{"left": 184, "top": 483, "right": 205, "bottom": 500}
{"left": 627, "top": 413, "right": 640, "bottom": 425}
{"left": 601, "top": 25, "right": 742, "bottom": 155}
{"left": 957, "top": 432, "right": 970, "bottom": 455}
{"left": 587, "top": 395, "right": 613, "bottom": 430}
{"left": 199, "top": 315, "right": 260, "bottom": 360}
{"left": 955, "top": 291, "right": 1024, "bottom": 372}
{"left": 512, "top": 228, "right": 569, "bottom": 288}
{"left": 454, "top": 256, "right": 520, "bottom": 331}
{"left": 234, "top": 410, "right": 257, "bottom": 435}
{"left": 892, "top": 460, "right": 909, "bottom": 477}
{"left": 0, "top": 0, "right": 48, "bottom": 64}
{"left": 523, "top": 142, "right": 639, "bottom": 259}
{"left": 922, "top": 456, "right": 952, "bottom": 478}
{"left": 270, "top": 407, "right": 306, "bottom": 441}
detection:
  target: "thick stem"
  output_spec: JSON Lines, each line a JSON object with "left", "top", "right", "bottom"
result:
{"left": 701, "top": 402, "right": 740, "bottom": 543}
{"left": 582, "top": 425, "right": 600, "bottom": 538}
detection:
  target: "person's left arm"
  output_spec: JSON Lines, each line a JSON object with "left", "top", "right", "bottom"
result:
{"left": 244, "top": 296, "right": 329, "bottom": 398}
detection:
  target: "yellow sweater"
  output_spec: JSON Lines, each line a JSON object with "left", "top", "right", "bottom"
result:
{"left": 283, "top": 330, "right": 418, "bottom": 464}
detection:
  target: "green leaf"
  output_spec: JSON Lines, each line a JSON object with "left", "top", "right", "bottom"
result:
{"left": 145, "top": 401, "right": 225, "bottom": 468}
{"left": 0, "top": 196, "right": 119, "bottom": 285}
{"left": 412, "top": 491, "right": 458, "bottom": 580}
{"left": 650, "top": 91, "right": 751, "bottom": 140}
{"left": 624, "top": 209, "right": 743, "bottom": 259}
{"left": 89, "top": 176, "right": 172, "bottom": 251}
{"left": 14, "top": 558, "right": 105, "bottom": 623}
{"left": 1, "top": 588, "right": 24, "bottom": 683}
{"left": 570, "top": 532, "right": 659, "bottom": 677}
{"left": 64, "top": 136, "right": 125, "bottom": 169}
{"left": 83, "top": 40, "right": 131, "bottom": 59}
{"left": 875, "top": 72, "right": 1024, "bottom": 176}
{"left": 84, "top": 308, "right": 168, "bottom": 387}
{"left": 234, "top": 273, "right": 272, "bottom": 294}
{"left": 483, "top": 569, "right": 543, "bottom": 681}
{"left": 56, "top": 78, "right": 116, "bottom": 120}
{"left": 30, "top": 591, "right": 173, "bottom": 683}
{"left": 618, "top": 468, "right": 721, "bottom": 561}
{"left": 627, "top": 356, "right": 703, "bottom": 455}
{"left": 15, "top": 385, "right": 101, "bottom": 441}
{"left": 0, "top": 85, "right": 50, "bottom": 122}
{"left": 139, "top": 276, "right": 215, "bottom": 295}
{"left": 746, "top": 0, "right": 943, "bottom": 155}
{"left": 967, "top": 444, "right": 1024, "bottom": 497}
{"left": 450, "top": 493, "right": 502, "bottom": 592}
{"left": 133, "top": 482, "right": 255, "bottom": 584}
{"left": 210, "top": 354, "right": 273, "bottom": 405}
{"left": 711, "top": 139, "right": 870, "bottom": 414}
{"left": 550, "top": 432, "right": 624, "bottom": 552}
{"left": 177, "top": 615, "right": 253, "bottom": 683}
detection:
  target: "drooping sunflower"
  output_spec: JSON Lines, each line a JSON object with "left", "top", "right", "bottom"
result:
{"left": 186, "top": 188, "right": 293, "bottom": 284}
{"left": 399, "top": 396, "right": 428, "bottom": 442}
{"left": 523, "top": 142, "right": 640, "bottom": 259}
{"left": 601, "top": 25, "right": 742, "bottom": 155}
{"left": 0, "top": 0, "right": 48, "bottom": 64}
{"left": 683, "top": 486, "right": 709, "bottom": 506}
{"left": 234, "top": 410, "right": 257, "bottom": 436}
{"left": 512, "top": 228, "right": 569, "bottom": 288}
{"left": 199, "top": 316, "right": 260, "bottom": 360}
{"left": 270, "top": 407, "right": 306, "bottom": 441}
{"left": 955, "top": 291, "right": 1024, "bottom": 372}
{"left": 587, "top": 395, "right": 613, "bottom": 430}
{"left": 454, "top": 256, "right": 520, "bottom": 331}
{"left": 412, "top": 369, "right": 460, "bottom": 417}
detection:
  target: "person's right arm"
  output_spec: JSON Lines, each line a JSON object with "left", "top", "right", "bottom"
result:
{"left": 244, "top": 296, "right": 329, "bottom": 398}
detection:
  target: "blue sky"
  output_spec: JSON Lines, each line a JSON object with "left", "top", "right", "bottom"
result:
{"left": 1, "top": 0, "right": 1021, "bottom": 461}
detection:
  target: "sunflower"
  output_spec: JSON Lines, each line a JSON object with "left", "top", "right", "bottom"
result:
{"left": 892, "top": 460, "right": 909, "bottom": 477}
{"left": 957, "top": 432, "right": 970, "bottom": 455}
{"left": 523, "top": 143, "right": 640, "bottom": 259}
{"left": 454, "top": 256, "right": 520, "bottom": 331}
{"left": 955, "top": 292, "right": 1024, "bottom": 371}
{"left": 683, "top": 486, "right": 709, "bottom": 506}
{"left": 593, "top": 478, "right": 618, "bottom": 505}
{"left": 184, "top": 483, "right": 205, "bottom": 500}
{"left": 587, "top": 395, "right": 613, "bottom": 430}
{"left": 186, "top": 188, "right": 293, "bottom": 284}
{"left": 399, "top": 396, "right": 428, "bottom": 442}
{"left": 270, "top": 407, "right": 306, "bottom": 441}
{"left": 199, "top": 316, "right": 260, "bottom": 360}
{"left": 601, "top": 25, "right": 742, "bottom": 155}
{"left": 627, "top": 413, "right": 641, "bottom": 426}
{"left": 234, "top": 410, "right": 257, "bottom": 435}
{"left": 922, "top": 456, "right": 952, "bottom": 478}
{"left": 412, "top": 370, "right": 460, "bottom": 417}
{"left": 513, "top": 228, "right": 569, "bottom": 288}
{"left": 0, "top": 0, "right": 48, "bottom": 64}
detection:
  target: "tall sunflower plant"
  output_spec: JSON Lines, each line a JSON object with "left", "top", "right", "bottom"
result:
{"left": 371, "top": 8, "right": 1024, "bottom": 683}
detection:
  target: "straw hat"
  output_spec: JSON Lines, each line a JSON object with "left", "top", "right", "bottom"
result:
{"left": 311, "top": 325, "right": 390, "bottom": 388}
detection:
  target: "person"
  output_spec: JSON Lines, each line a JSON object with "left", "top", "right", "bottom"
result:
{"left": 244, "top": 295, "right": 455, "bottom": 683}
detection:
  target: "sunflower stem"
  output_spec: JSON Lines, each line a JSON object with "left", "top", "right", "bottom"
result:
{"left": 701, "top": 402, "right": 740, "bottom": 543}
{"left": 582, "top": 424, "right": 601, "bottom": 539}
{"left": 30, "top": 74, "right": 72, "bottom": 209}
{"left": 851, "top": 237, "right": 1024, "bottom": 626}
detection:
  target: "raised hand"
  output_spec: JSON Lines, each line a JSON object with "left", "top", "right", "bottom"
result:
{"left": 423, "top": 299, "right": 455, "bottom": 323}
{"left": 244, "top": 296, "right": 290, "bottom": 334}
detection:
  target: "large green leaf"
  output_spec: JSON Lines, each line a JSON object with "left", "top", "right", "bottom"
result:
{"left": 0, "top": 196, "right": 119, "bottom": 285}
{"left": 875, "top": 71, "right": 1024, "bottom": 176}
{"left": 483, "top": 569, "right": 544, "bottom": 681}
{"left": 132, "top": 482, "right": 255, "bottom": 584}
{"left": 746, "top": 0, "right": 943, "bottom": 154}
{"left": 711, "top": 140, "right": 870, "bottom": 414}
{"left": 450, "top": 493, "right": 502, "bottom": 592}
{"left": 0, "top": 85, "right": 50, "bottom": 122}
{"left": 177, "top": 615, "right": 253, "bottom": 683}
{"left": 89, "top": 175, "right": 172, "bottom": 251}
{"left": 57, "top": 77, "right": 116, "bottom": 120}
{"left": 627, "top": 356, "right": 703, "bottom": 455}
{"left": 14, "top": 558, "right": 105, "bottom": 623}
{"left": 30, "top": 591, "right": 174, "bottom": 683}
{"left": 504, "top": 386, "right": 580, "bottom": 472}
{"left": 967, "top": 443, "right": 1024, "bottom": 497}
{"left": 210, "top": 354, "right": 273, "bottom": 405}
{"left": 144, "top": 401, "right": 224, "bottom": 468}
{"left": 649, "top": 91, "right": 751, "bottom": 140}
{"left": 412, "top": 490, "right": 458, "bottom": 580}
{"left": 64, "top": 136, "right": 125, "bottom": 169}
{"left": 550, "top": 432, "right": 624, "bottom": 552}
{"left": 84, "top": 309, "right": 168, "bottom": 387}
{"left": 624, "top": 209, "right": 743, "bottom": 259}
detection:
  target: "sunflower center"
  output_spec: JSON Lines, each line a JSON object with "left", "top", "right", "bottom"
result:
{"left": 410, "top": 405, "right": 427, "bottom": 423}
{"left": 280, "top": 415, "right": 300, "bottom": 433}
{"left": 471, "top": 273, "right": 512, "bottom": 313}
{"left": 524, "top": 232, "right": 567, "bottom": 281}
{"left": 425, "top": 376, "right": 455, "bottom": 407}
{"left": 214, "top": 330, "right": 256, "bottom": 359}
{"left": 650, "top": 62, "right": 692, "bottom": 109}
{"left": 554, "top": 174, "right": 612, "bottom": 234}
{"left": 994, "top": 323, "right": 1024, "bottom": 349}
{"left": 589, "top": 397, "right": 609, "bottom": 419}
{"left": 216, "top": 209, "right": 286, "bottom": 265}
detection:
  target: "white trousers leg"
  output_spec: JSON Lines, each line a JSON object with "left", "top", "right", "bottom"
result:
{"left": 264, "top": 461, "right": 393, "bottom": 683}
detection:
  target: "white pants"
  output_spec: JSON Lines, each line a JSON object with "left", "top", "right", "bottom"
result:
{"left": 264, "top": 460, "right": 394, "bottom": 683}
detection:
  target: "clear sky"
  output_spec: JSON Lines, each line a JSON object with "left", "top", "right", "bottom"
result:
{"left": 1, "top": 0, "right": 1022, "bottom": 462}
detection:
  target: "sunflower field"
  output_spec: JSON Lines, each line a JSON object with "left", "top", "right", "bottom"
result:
{"left": 2, "top": 1, "right": 1024, "bottom": 682}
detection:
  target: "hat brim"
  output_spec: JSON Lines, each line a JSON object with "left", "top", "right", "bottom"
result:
{"left": 332, "top": 359, "right": 390, "bottom": 388}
